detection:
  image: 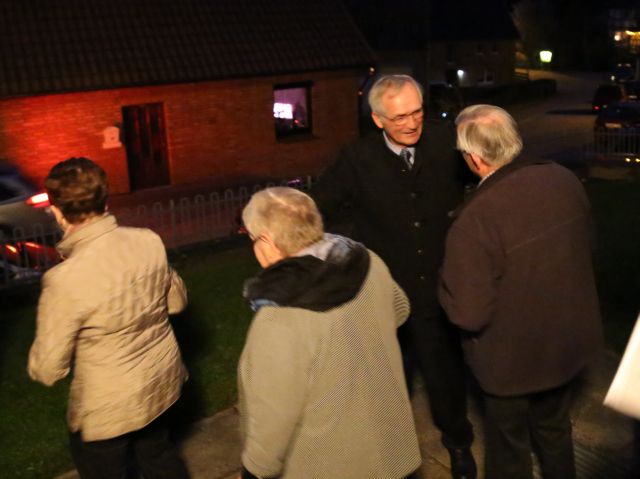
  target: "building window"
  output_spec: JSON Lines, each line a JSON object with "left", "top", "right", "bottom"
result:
{"left": 273, "top": 82, "right": 312, "bottom": 139}
{"left": 477, "top": 70, "right": 495, "bottom": 85}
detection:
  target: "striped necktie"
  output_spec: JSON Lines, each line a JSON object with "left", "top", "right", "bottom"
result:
{"left": 400, "top": 148, "right": 412, "bottom": 170}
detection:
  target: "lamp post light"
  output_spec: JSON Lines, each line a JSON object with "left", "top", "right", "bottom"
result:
{"left": 539, "top": 50, "right": 553, "bottom": 70}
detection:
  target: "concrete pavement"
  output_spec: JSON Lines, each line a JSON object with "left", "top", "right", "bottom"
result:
{"left": 56, "top": 350, "right": 636, "bottom": 479}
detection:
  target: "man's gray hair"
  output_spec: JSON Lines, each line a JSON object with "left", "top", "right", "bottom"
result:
{"left": 368, "top": 75, "right": 424, "bottom": 116}
{"left": 242, "top": 187, "right": 324, "bottom": 256}
{"left": 455, "top": 104, "right": 523, "bottom": 167}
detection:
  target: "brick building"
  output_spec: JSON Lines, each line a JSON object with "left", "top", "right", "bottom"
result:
{"left": 0, "top": 0, "right": 375, "bottom": 194}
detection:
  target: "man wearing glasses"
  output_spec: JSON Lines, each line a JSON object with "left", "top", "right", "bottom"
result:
{"left": 311, "top": 75, "right": 475, "bottom": 479}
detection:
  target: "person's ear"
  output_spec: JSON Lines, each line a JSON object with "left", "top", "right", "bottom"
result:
{"left": 469, "top": 153, "right": 490, "bottom": 173}
{"left": 50, "top": 205, "right": 69, "bottom": 231}
{"left": 371, "top": 112, "right": 384, "bottom": 129}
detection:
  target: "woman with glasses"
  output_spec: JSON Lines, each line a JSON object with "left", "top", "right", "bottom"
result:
{"left": 238, "top": 187, "right": 420, "bottom": 479}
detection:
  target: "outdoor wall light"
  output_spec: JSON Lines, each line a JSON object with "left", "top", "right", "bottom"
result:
{"left": 102, "top": 126, "right": 122, "bottom": 149}
{"left": 456, "top": 69, "right": 464, "bottom": 77}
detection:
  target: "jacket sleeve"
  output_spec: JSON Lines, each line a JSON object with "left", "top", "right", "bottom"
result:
{"left": 28, "top": 271, "right": 85, "bottom": 386}
{"left": 240, "top": 309, "right": 309, "bottom": 478}
{"left": 438, "top": 224, "right": 498, "bottom": 332}
{"left": 310, "top": 147, "right": 356, "bottom": 224}
{"left": 167, "top": 268, "right": 188, "bottom": 314}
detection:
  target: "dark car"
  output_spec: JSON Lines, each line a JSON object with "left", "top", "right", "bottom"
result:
{"left": 610, "top": 63, "right": 635, "bottom": 84}
{"left": 0, "top": 162, "right": 60, "bottom": 286}
{"left": 593, "top": 101, "right": 640, "bottom": 162}
{"left": 427, "top": 82, "right": 464, "bottom": 120}
{"left": 592, "top": 84, "right": 626, "bottom": 112}
{"left": 595, "top": 101, "right": 640, "bottom": 131}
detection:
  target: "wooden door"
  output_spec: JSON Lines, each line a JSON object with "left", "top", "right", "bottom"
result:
{"left": 122, "top": 103, "right": 170, "bottom": 190}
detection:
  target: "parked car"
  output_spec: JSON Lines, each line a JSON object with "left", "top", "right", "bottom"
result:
{"left": 428, "top": 81, "right": 464, "bottom": 120}
{"left": 592, "top": 84, "right": 626, "bottom": 112}
{"left": 595, "top": 101, "right": 640, "bottom": 132}
{"left": 610, "top": 63, "right": 635, "bottom": 84}
{"left": 0, "top": 162, "right": 60, "bottom": 286}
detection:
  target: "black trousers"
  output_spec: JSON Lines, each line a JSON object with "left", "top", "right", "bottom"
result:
{"left": 399, "top": 311, "right": 474, "bottom": 450}
{"left": 69, "top": 409, "right": 190, "bottom": 479}
{"left": 483, "top": 381, "right": 575, "bottom": 479}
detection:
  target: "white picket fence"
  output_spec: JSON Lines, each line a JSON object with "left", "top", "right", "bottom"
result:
{"left": 0, "top": 177, "right": 313, "bottom": 289}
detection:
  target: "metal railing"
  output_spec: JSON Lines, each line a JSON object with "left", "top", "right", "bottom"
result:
{"left": 585, "top": 129, "right": 640, "bottom": 179}
{"left": 591, "top": 129, "right": 640, "bottom": 161}
{"left": 0, "top": 176, "right": 313, "bottom": 289}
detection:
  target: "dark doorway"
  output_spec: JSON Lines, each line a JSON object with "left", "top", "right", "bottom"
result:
{"left": 122, "top": 103, "right": 170, "bottom": 190}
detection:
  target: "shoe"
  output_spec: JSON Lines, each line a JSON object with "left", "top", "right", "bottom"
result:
{"left": 448, "top": 447, "right": 477, "bottom": 479}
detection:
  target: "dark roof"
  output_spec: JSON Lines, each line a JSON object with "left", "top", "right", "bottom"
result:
{"left": 344, "top": 0, "right": 519, "bottom": 50}
{"left": 0, "top": 0, "right": 375, "bottom": 98}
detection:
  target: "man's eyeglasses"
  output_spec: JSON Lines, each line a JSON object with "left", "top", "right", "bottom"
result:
{"left": 381, "top": 108, "right": 424, "bottom": 126}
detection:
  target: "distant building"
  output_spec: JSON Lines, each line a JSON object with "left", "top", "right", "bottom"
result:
{"left": 344, "top": 0, "right": 519, "bottom": 89}
{"left": 0, "top": 0, "right": 375, "bottom": 194}
{"left": 608, "top": 0, "right": 640, "bottom": 77}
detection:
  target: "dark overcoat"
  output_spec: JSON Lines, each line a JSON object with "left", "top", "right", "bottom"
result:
{"left": 439, "top": 159, "right": 603, "bottom": 396}
{"left": 312, "top": 122, "right": 466, "bottom": 317}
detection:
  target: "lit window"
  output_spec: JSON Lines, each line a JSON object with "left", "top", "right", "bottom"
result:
{"left": 273, "top": 83, "right": 312, "bottom": 139}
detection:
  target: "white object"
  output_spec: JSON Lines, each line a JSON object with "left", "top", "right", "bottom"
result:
{"left": 604, "top": 313, "right": 640, "bottom": 419}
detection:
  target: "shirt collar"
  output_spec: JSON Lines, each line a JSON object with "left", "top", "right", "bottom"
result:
{"left": 383, "top": 131, "right": 415, "bottom": 158}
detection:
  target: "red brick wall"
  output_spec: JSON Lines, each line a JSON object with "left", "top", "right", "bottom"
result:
{"left": 0, "top": 70, "right": 362, "bottom": 194}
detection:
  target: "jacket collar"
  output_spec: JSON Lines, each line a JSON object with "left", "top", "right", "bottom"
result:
{"left": 451, "top": 157, "right": 551, "bottom": 219}
{"left": 56, "top": 214, "right": 118, "bottom": 258}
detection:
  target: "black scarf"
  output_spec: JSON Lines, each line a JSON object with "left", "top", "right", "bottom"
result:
{"left": 243, "top": 236, "right": 370, "bottom": 312}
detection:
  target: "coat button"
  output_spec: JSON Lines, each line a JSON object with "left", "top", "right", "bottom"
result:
{"left": 414, "top": 221, "right": 421, "bottom": 228}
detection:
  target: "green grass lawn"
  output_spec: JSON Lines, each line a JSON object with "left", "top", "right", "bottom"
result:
{"left": 0, "top": 238, "right": 258, "bottom": 478}
{"left": 1, "top": 179, "right": 639, "bottom": 478}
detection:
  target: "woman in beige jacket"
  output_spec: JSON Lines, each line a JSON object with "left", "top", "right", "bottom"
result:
{"left": 238, "top": 187, "right": 421, "bottom": 479}
{"left": 28, "top": 157, "right": 189, "bottom": 479}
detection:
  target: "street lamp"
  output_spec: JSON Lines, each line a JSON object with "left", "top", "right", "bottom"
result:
{"left": 539, "top": 50, "right": 553, "bottom": 69}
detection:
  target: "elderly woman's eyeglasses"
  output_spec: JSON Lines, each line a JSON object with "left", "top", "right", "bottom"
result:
{"left": 249, "top": 233, "right": 263, "bottom": 244}
{"left": 381, "top": 108, "right": 425, "bottom": 126}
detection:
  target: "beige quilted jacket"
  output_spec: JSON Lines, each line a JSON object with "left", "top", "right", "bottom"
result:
{"left": 28, "top": 214, "right": 188, "bottom": 441}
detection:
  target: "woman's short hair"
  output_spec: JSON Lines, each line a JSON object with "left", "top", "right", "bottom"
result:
{"left": 45, "top": 157, "right": 109, "bottom": 224}
{"left": 368, "top": 75, "right": 424, "bottom": 116}
{"left": 242, "top": 187, "right": 324, "bottom": 256}
{"left": 455, "top": 104, "right": 523, "bottom": 167}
